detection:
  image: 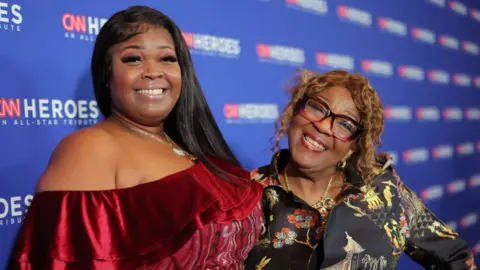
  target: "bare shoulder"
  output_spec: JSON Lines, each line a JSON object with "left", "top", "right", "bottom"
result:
{"left": 36, "top": 126, "right": 119, "bottom": 192}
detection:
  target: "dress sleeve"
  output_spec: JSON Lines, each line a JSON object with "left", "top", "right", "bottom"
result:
{"left": 9, "top": 161, "right": 263, "bottom": 269}
{"left": 8, "top": 191, "right": 147, "bottom": 269}
{"left": 392, "top": 170, "right": 477, "bottom": 269}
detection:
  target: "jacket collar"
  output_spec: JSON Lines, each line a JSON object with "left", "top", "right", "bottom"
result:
{"left": 267, "top": 149, "right": 364, "bottom": 188}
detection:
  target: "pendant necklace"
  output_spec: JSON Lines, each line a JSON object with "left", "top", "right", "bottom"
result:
{"left": 283, "top": 163, "right": 336, "bottom": 218}
{"left": 114, "top": 115, "right": 197, "bottom": 161}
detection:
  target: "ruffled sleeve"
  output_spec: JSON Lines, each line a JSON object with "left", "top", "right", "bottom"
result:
{"left": 9, "top": 160, "right": 263, "bottom": 269}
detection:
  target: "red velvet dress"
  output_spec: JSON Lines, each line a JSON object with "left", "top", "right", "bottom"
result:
{"left": 9, "top": 158, "right": 263, "bottom": 270}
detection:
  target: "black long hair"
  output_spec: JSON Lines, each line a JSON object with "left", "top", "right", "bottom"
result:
{"left": 91, "top": 5, "right": 244, "bottom": 184}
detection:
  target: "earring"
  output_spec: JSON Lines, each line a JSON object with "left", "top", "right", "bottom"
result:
{"left": 336, "top": 160, "right": 346, "bottom": 171}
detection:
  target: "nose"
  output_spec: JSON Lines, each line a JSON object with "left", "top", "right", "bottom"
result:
{"left": 141, "top": 61, "right": 163, "bottom": 80}
{"left": 312, "top": 116, "right": 333, "bottom": 136}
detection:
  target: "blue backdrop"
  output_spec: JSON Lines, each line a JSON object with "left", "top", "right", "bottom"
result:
{"left": 1, "top": 0, "right": 479, "bottom": 269}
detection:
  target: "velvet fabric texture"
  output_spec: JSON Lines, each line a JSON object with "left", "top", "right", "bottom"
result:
{"left": 9, "top": 157, "right": 263, "bottom": 269}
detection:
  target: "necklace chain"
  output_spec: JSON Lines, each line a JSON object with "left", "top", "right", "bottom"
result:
{"left": 273, "top": 152, "right": 339, "bottom": 238}
{"left": 113, "top": 115, "right": 197, "bottom": 161}
{"left": 283, "top": 165, "right": 336, "bottom": 218}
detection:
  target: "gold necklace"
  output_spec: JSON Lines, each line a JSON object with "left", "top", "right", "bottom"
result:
{"left": 283, "top": 165, "right": 336, "bottom": 218}
{"left": 114, "top": 115, "right": 197, "bottom": 161}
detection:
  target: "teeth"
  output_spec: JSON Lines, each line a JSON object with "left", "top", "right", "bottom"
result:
{"left": 137, "top": 88, "right": 164, "bottom": 95}
{"left": 304, "top": 135, "right": 325, "bottom": 151}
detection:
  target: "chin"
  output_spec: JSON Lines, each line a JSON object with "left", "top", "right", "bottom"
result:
{"left": 137, "top": 101, "right": 177, "bottom": 121}
{"left": 290, "top": 143, "right": 318, "bottom": 169}
{"left": 138, "top": 110, "right": 172, "bottom": 125}
{"left": 119, "top": 106, "right": 170, "bottom": 127}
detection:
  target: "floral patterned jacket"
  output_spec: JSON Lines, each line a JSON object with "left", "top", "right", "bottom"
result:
{"left": 245, "top": 150, "right": 477, "bottom": 270}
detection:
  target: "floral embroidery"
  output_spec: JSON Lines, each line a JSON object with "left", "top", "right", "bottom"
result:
{"left": 264, "top": 189, "right": 279, "bottom": 210}
{"left": 382, "top": 208, "right": 410, "bottom": 255}
{"left": 245, "top": 150, "right": 477, "bottom": 270}
{"left": 272, "top": 228, "right": 297, "bottom": 248}
{"left": 399, "top": 211, "right": 410, "bottom": 238}
{"left": 383, "top": 219, "right": 406, "bottom": 255}
{"left": 466, "top": 252, "right": 476, "bottom": 270}
{"left": 287, "top": 209, "right": 319, "bottom": 229}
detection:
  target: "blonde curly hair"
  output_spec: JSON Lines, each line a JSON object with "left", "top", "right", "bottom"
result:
{"left": 272, "top": 69, "right": 385, "bottom": 185}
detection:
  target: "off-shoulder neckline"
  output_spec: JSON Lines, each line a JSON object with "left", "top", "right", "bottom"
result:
{"left": 35, "top": 161, "right": 203, "bottom": 195}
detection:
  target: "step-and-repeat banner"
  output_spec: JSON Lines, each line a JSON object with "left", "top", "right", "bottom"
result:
{"left": 1, "top": 0, "right": 479, "bottom": 268}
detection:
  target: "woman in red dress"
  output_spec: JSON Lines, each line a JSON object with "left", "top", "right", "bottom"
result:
{"left": 9, "top": 5, "right": 263, "bottom": 269}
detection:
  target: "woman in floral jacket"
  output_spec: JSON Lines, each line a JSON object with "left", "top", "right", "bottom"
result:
{"left": 245, "top": 69, "right": 476, "bottom": 270}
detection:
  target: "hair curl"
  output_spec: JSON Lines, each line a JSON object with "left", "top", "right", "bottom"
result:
{"left": 272, "top": 69, "right": 385, "bottom": 185}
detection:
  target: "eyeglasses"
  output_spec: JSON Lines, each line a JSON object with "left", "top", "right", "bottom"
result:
{"left": 298, "top": 94, "right": 363, "bottom": 142}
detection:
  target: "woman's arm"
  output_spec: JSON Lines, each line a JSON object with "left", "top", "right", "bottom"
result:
{"left": 393, "top": 170, "right": 477, "bottom": 269}
{"left": 36, "top": 127, "right": 118, "bottom": 192}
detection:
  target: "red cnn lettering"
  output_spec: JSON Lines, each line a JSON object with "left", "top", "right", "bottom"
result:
{"left": 378, "top": 17, "right": 388, "bottom": 28}
{"left": 256, "top": 44, "right": 270, "bottom": 58}
{"left": 223, "top": 104, "right": 239, "bottom": 119}
{"left": 182, "top": 32, "right": 194, "bottom": 48}
{"left": 411, "top": 28, "right": 420, "bottom": 38}
{"left": 0, "top": 98, "right": 21, "bottom": 118}
{"left": 62, "top": 13, "right": 86, "bottom": 33}
{"left": 316, "top": 53, "right": 328, "bottom": 65}
{"left": 337, "top": 6, "right": 348, "bottom": 18}
{"left": 361, "top": 60, "right": 372, "bottom": 71}
{"left": 398, "top": 66, "right": 407, "bottom": 77}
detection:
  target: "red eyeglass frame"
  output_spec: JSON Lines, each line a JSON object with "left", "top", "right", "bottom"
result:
{"left": 297, "top": 94, "right": 364, "bottom": 142}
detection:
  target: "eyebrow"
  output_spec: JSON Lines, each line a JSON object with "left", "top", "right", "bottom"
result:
{"left": 316, "top": 95, "right": 360, "bottom": 121}
{"left": 120, "top": 45, "right": 174, "bottom": 52}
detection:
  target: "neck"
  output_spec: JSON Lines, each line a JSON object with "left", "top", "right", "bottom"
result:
{"left": 284, "top": 160, "right": 338, "bottom": 196}
{"left": 109, "top": 110, "right": 165, "bottom": 137}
